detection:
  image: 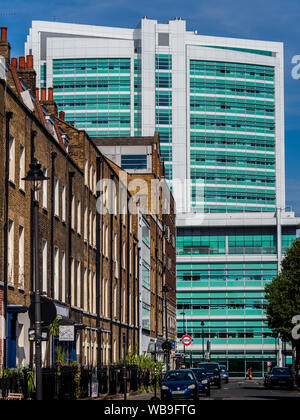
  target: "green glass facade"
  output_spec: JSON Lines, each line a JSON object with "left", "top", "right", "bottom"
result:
{"left": 155, "top": 54, "right": 173, "bottom": 180}
{"left": 52, "top": 58, "right": 132, "bottom": 137}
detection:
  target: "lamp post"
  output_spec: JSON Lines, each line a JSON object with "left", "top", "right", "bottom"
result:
{"left": 23, "top": 157, "right": 49, "bottom": 401}
{"left": 162, "top": 285, "right": 169, "bottom": 371}
{"left": 180, "top": 311, "right": 186, "bottom": 367}
{"left": 201, "top": 321, "right": 205, "bottom": 361}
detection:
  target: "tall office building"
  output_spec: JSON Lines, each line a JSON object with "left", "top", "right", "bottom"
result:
{"left": 26, "top": 18, "right": 299, "bottom": 376}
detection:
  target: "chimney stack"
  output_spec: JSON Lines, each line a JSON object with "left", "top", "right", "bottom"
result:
{"left": 59, "top": 111, "right": 65, "bottom": 121}
{"left": 48, "top": 87, "right": 54, "bottom": 101}
{"left": 17, "top": 55, "right": 37, "bottom": 97}
{"left": 39, "top": 86, "right": 58, "bottom": 117}
{"left": 11, "top": 57, "right": 17, "bottom": 68}
{"left": 41, "top": 86, "right": 46, "bottom": 101}
{"left": 0, "top": 27, "right": 11, "bottom": 65}
{"left": 35, "top": 87, "right": 39, "bottom": 100}
{"left": 19, "top": 56, "right": 26, "bottom": 69}
{"left": 1, "top": 27, "right": 7, "bottom": 41}
{"left": 26, "top": 55, "right": 34, "bottom": 69}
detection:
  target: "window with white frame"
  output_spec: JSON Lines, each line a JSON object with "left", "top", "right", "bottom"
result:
{"left": 18, "top": 225, "right": 25, "bottom": 288}
{"left": 89, "top": 270, "right": 92, "bottom": 313}
{"left": 93, "top": 215, "right": 96, "bottom": 248}
{"left": 61, "top": 251, "right": 66, "bottom": 303}
{"left": 93, "top": 170, "right": 97, "bottom": 195}
{"left": 77, "top": 200, "right": 81, "bottom": 235}
{"left": 9, "top": 137, "right": 15, "bottom": 183}
{"left": 93, "top": 272, "right": 96, "bottom": 314}
{"left": 43, "top": 169, "right": 48, "bottom": 209}
{"left": 71, "top": 195, "right": 75, "bottom": 230}
{"left": 62, "top": 185, "right": 66, "bottom": 222}
{"left": 8, "top": 220, "right": 14, "bottom": 285}
{"left": 84, "top": 268, "right": 88, "bottom": 311}
{"left": 19, "top": 145, "right": 25, "bottom": 191}
{"left": 84, "top": 160, "right": 88, "bottom": 186}
{"left": 71, "top": 258, "right": 75, "bottom": 306}
{"left": 42, "top": 239, "right": 47, "bottom": 294}
{"left": 113, "top": 283, "right": 117, "bottom": 318}
{"left": 54, "top": 247, "right": 59, "bottom": 300}
{"left": 89, "top": 211, "right": 92, "bottom": 245}
{"left": 54, "top": 178, "right": 59, "bottom": 216}
{"left": 77, "top": 261, "right": 81, "bottom": 308}
{"left": 89, "top": 166, "right": 93, "bottom": 192}
{"left": 84, "top": 208, "right": 87, "bottom": 242}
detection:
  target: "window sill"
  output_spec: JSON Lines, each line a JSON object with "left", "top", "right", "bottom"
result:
{"left": 19, "top": 188, "right": 26, "bottom": 196}
{"left": 8, "top": 180, "right": 16, "bottom": 189}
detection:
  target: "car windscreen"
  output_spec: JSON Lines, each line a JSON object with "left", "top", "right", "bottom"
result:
{"left": 165, "top": 371, "right": 195, "bottom": 382}
{"left": 192, "top": 369, "right": 207, "bottom": 379}
{"left": 273, "top": 368, "right": 290, "bottom": 376}
{"left": 199, "top": 364, "right": 219, "bottom": 372}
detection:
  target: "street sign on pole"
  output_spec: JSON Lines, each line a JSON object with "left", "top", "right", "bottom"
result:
{"left": 181, "top": 334, "right": 193, "bottom": 347}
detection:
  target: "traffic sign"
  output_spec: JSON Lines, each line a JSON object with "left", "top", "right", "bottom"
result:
{"left": 181, "top": 334, "right": 193, "bottom": 347}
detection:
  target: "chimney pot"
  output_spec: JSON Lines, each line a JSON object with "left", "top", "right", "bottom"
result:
{"left": 26, "top": 55, "right": 34, "bottom": 69}
{"left": 11, "top": 57, "right": 17, "bottom": 68}
{"left": 48, "top": 87, "right": 54, "bottom": 101}
{"left": 1, "top": 27, "right": 7, "bottom": 42}
{"left": 19, "top": 56, "right": 25, "bottom": 69}
{"left": 35, "top": 88, "right": 39, "bottom": 100}
{"left": 59, "top": 111, "right": 65, "bottom": 121}
{"left": 41, "top": 87, "right": 47, "bottom": 101}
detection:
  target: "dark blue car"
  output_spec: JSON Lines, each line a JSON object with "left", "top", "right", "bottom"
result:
{"left": 264, "top": 367, "right": 294, "bottom": 389}
{"left": 219, "top": 365, "right": 229, "bottom": 384}
{"left": 191, "top": 368, "right": 211, "bottom": 397}
{"left": 161, "top": 370, "right": 198, "bottom": 401}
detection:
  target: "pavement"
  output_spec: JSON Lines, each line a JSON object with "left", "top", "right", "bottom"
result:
{"left": 126, "top": 379, "right": 300, "bottom": 401}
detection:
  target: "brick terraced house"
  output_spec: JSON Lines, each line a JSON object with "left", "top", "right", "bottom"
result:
{"left": 0, "top": 28, "right": 142, "bottom": 370}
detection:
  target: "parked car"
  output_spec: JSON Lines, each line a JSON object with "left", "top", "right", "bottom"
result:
{"left": 219, "top": 365, "right": 229, "bottom": 384}
{"left": 198, "top": 363, "right": 222, "bottom": 389}
{"left": 191, "top": 368, "right": 211, "bottom": 397}
{"left": 161, "top": 370, "right": 198, "bottom": 401}
{"left": 264, "top": 367, "right": 294, "bottom": 390}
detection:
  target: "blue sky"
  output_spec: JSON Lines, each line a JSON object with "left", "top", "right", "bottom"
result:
{"left": 1, "top": 0, "right": 300, "bottom": 218}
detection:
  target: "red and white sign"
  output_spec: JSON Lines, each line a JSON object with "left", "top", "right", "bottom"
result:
{"left": 181, "top": 335, "right": 193, "bottom": 347}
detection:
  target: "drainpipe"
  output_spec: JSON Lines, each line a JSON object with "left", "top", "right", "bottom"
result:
{"left": 133, "top": 242, "right": 137, "bottom": 348}
{"left": 50, "top": 152, "right": 57, "bottom": 299}
{"left": 118, "top": 194, "right": 123, "bottom": 361}
{"left": 29, "top": 130, "right": 37, "bottom": 369}
{"left": 3, "top": 111, "right": 13, "bottom": 369}
{"left": 126, "top": 200, "right": 130, "bottom": 350}
{"left": 67, "top": 172, "right": 75, "bottom": 306}
{"left": 109, "top": 174, "right": 114, "bottom": 364}
{"left": 96, "top": 156, "right": 102, "bottom": 371}
{"left": 137, "top": 245, "right": 141, "bottom": 355}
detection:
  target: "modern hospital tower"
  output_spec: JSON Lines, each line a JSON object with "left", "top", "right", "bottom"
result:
{"left": 26, "top": 18, "right": 299, "bottom": 376}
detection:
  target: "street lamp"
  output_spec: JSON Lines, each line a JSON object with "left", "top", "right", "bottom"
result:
{"left": 162, "top": 285, "right": 169, "bottom": 371}
{"left": 180, "top": 311, "right": 186, "bottom": 366}
{"left": 23, "top": 157, "right": 49, "bottom": 401}
{"left": 201, "top": 321, "right": 205, "bottom": 362}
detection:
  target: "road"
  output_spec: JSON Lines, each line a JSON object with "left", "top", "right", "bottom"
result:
{"left": 127, "top": 379, "right": 300, "bottom": 400}
{"left": 201, "top": 379, "right": 300, "bottom": 400}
